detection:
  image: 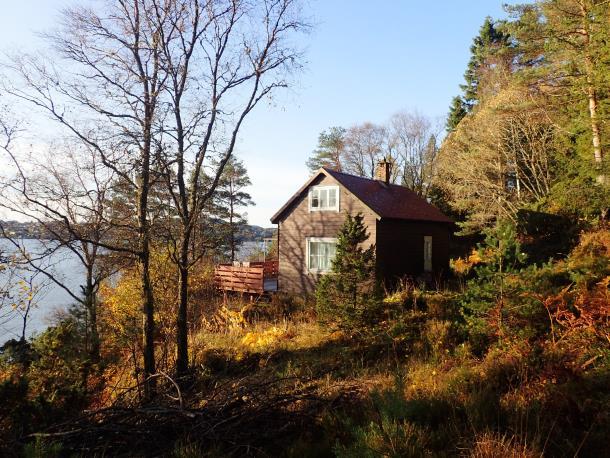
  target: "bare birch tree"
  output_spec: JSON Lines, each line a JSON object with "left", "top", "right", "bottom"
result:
{"left": 2, "top": 1, "right": 171, "bottom": 398}
{"left": 0, "top": 115, "right": 120, "bottom": 361}
{"left": 150, "top": 0, "right": 306, "bottom": 376}
{"left": 2, "top": 0, "right": 307, "bottom": 384}
{"left": 388, "top": 111, "right": 441, "bottom": 197}
{"left": 342, "top": 122, "right": 390, "bottom": 179}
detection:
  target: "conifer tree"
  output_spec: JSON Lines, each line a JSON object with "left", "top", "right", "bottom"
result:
{"left": 509, "top": 0, "right": 608, "bottom": 170}
{"left": 306, "top": 127, "right": 346, "bottom": 172}
{"left": 446, "top": 17, "right": 512, "bottom": 131}
{"left": 461, "top": 17, "right": 511, "bottom": 109}
{"left": 316, "top": 213, "right": 379, "bottom": 335}
{"left": 446, "top": 96, "right": 468, "bottom": 132}
{"left": 208, "top": 157, "right": 254, "bottom": 262}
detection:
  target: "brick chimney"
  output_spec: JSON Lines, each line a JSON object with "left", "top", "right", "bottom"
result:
{"left": 375, "top": 157, "right": 392, "bottom": 184}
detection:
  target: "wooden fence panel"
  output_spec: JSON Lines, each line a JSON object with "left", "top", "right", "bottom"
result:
{"left": 214, "top": 264, "right": 264, "bottom": 293}
{"left": 214, "top": 260, "right": 278, "bottom": 294}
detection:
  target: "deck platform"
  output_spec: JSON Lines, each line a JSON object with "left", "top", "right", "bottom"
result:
{"left": 214, "top": 260, "right": 278, "bottom": 294}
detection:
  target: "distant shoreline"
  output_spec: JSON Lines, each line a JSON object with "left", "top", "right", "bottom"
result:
{"left": 0, "top": 220, "right": 276, "bottom": 242}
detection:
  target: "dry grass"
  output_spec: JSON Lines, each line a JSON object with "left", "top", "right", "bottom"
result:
{"left": 190, "top": 318, "right": 331, "bottom": 359}
{"left": 469, "top": 432, "right": 540, "bottom": 458}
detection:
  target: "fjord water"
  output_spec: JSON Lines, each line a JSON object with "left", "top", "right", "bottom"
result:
{"left": 0, "top": 240, "right": 265, "bottom": 345}
{"left": 0, "top": 239, "right": 84, "bottom": 345}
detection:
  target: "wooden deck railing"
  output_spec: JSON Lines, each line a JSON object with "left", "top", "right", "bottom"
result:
{"left": 214, "top": 260, "right": 278, "bottom": 294}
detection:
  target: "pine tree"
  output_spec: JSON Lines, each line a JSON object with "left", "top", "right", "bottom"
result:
{"left": 212, "top": 157, "right": 254, "bottom": 262}
{"left": 305, "top": 127, "right": 346, "bottom": 173}
{"left": 459, "top": 221, "right": 527, "bottom": 351}
{"left": 509, "top": 1, "right": 608, "bottom": 170}
{"left": 316, "top": 213, "right": 380, "bottom": 336}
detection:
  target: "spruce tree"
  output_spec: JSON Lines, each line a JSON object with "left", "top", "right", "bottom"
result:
{"left": 462, "top": 17, "right": 511, "bottom": 108}
{"left": 446, "top": 17, "right": 511, "bottom": 132}
{"left": 446, "top": 96, "right": 468, "bottom": 132}
{"left": 316, "top": 213, "right": 380, "bottom": 336}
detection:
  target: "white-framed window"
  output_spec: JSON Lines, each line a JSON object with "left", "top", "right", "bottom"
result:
{"left": 308, "top": 185, "right": 339, "bottom": 212}
{"left": 306, "top": 237, "right": 337, "bottom": 273}
{"left": 424, "top": 236, "right": 433, "bottom": 272}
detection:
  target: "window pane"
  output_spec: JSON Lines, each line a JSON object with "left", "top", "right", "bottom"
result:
{"left": 319, "top": 189, "right": 328, "bottom": 208}
{"left": 309, "top": 242, "right": 317, "bottom": 269}
{"left": 328, "top": 188, "right": 337, "bottom": 208}
{"left": 424, "top": 236, "right": 432, "bottom": 272}
{"left": 311, "top": 189, "right": 319, "bottom": 208}
{"left": 319, "top": 244, "right": 328, "bottom": 270}
{"left": 327, "top": 243, "right": 336, "bottom": 260}
{"left": 322, "top": 242, "right": 336, "bottom": 270}
{"left": 309, "top": 241, "right": 317, "bottom": 270}
{"left": 310, "top": 242, "right": 319, "bottom": 256}
{"left": 309, "top": 240, "right": 337, "bottom": 271}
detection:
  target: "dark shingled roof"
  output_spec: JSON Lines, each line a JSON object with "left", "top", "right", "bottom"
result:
{"left": 324, "top": 168, "right": 453, "bottom": 223}
{"left": 271, "top": 168, "right": 453, "bottom": 224}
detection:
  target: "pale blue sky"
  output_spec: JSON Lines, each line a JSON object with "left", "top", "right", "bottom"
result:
{"left": 0, "top": 1, "right": 519, "bottom": 226}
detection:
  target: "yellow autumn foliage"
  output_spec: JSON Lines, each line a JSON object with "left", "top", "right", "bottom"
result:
{"left": 451, "top": 257, "right": 471, "bottom": 275}
{"left": 451, "top": 248, "right": 487, "bottom": 275}
{"left": 200, "top": 303, "right": 250, "bottom": 332}
{"left": 240, "top": 326, "right": 286, "bottom": 350}
{"left": 98, "top": 247, "right": 215, "bottom": 389}
{"left": 383, "top": 290, "right": 409, "bottom": 305}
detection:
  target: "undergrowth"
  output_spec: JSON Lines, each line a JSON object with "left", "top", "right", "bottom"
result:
{"left": 1, "top": 227, "right": 609, "bottom": 456}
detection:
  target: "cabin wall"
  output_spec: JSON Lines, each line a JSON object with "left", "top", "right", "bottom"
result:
{"left": 375, "top": 219, "right": 451, "bottom": 287}
{"left": 277, "top": 174, "right": 377, "bottom": 295}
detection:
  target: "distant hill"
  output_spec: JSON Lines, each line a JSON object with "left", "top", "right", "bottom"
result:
{"left": 0, "top": 220, "right": 46, "bottom": 239}
{"left": 238, "top": 225, "right": 276, "bottom": 242}
{"left": 0, "top": 220, "right": 275, "bottom": 242}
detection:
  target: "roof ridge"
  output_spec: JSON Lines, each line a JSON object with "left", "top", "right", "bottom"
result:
{"left": 323, "top": 167, "right": 416, "bottom": 193}
{"left": 271, "top": 167, "right": 454, "bottom": 224}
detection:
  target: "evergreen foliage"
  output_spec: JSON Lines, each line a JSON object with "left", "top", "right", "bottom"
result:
{"left": 446, "top": 17, "right": 512, "bottom": 132}
{"left": 316, "top": 213, "right": 380, "bottom": 335}
{"left": 461, "top": 17, "right": 512, "bottom": 109}
{"left": 440, "top": 3, "right": 610, "bottom": 231}
{"left": 445, "top": 96, "right": 467, "bottom": 132}
{"left": 459, "top": 221, "right": 529, "bottom": 352}
{"left": 211, "top": 157, "right": 255, "bottom": 261}
{"left": 305, "top": 127, "right": 346, "bottom": 172}
{"left": 334, "top": 379, "right": 436, "bottom": 458}
{"left": 507, "top": 0, "right": 609, "bottom": 170}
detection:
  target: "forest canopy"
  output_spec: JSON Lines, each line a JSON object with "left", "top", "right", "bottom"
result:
{"left": 439, "top": 2, "right": 609, "bottom": 232}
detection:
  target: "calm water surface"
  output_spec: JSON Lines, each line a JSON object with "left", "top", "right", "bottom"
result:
{"left": 0, "top": 239, "right": 84, "bottom": 345}
{"left": 0, "top": 239, "right": 262, "bottom": 345}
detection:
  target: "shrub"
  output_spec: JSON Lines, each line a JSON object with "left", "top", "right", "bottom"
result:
{"left": 316, "top": 213, "right": 381, "bottom": 336}
{"left": 0, "top": 314, "right": 90, "bottom": 456}
{"left": 22, "top": 438, "right": 63, "bottom": 458}
{"left": 458, "top": 221, "right": 528, "bottom": 353}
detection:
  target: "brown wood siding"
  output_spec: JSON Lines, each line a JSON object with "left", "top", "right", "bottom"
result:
{"left": 277, "top": 174, "right": 378, "bottom": 295}
{"left": 375, "top": 219, "right": 451, "bottom": 287}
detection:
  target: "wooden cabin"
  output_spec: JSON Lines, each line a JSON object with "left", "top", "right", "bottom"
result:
{"left": 270, "top": 161, "right": 454, "bottom": 295}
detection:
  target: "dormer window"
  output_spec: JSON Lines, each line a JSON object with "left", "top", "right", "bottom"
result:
{"left": 309, "top": 185, "right": 339, "bottom": 212}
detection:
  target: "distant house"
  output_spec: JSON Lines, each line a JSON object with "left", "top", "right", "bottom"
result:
{"left": 270, "top": 161, "right": 454, "bottom": 295}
